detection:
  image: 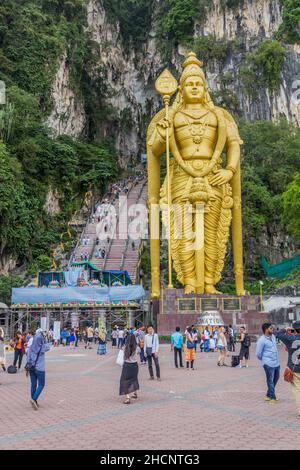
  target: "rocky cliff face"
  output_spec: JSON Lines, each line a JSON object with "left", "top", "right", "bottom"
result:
{"left": 48, "top": 52, "right": 86, "bottom": 138}
{"left": 48, "top": 0, "right": 300, "bottom": 161}
{"left": 200, "top": 0, "right": 300, "bottom": 125}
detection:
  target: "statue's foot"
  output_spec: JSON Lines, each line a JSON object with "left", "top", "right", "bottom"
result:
{"left": 184, "top": 285, "right": 196, "bottom": 295}
{"left": 205, "top": 284, "right": 222, "bottom": 294}
{"left": 196, "top": 287, "right": 205, "bottom": 295}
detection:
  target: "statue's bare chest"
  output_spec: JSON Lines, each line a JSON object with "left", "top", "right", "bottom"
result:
{"left": 174, "top": 110, "right": 218, "bottom": 158}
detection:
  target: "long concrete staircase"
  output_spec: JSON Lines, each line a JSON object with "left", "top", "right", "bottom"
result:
{"left": 70, "top": 171, "right": 147, "bottom": 284}
{"left": 121, "top": 183, "right": 147, "bottom": 282}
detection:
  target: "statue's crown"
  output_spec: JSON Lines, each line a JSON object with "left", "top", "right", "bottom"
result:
{"left": 180, "top": 52, "right": 205, "bottom": 85}
{"left": 183, "top": 51, "right": 203, "bottom": 69}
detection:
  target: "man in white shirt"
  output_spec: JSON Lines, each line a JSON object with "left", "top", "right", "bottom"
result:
{"left": 144, "top": 325, "right": 160, "bottom": 381}
{"left": 118, "top": 328, "right": 125, "bottom": 349}
{"left": 204, "top": 327, "right": 210, "bottom": 353}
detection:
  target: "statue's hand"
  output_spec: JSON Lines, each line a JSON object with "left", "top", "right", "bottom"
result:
{"left": 156, "top": 117, "right": 173, "bottom": 140}
{"left": 210, "top": 169, "right": 233, "bottom": 186}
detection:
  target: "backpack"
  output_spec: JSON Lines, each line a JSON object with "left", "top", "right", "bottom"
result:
{"left": 243, "top": 334, "right": 251, "bottom": 348}
{"left": 7, "top": 365, "right": 17, "bottom": 374}
{"left": 231, "top": 355, "right": 240, "bottom": 367}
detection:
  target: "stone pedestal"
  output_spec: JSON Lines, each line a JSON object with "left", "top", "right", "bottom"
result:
{"left": 157, "top": 289, "right": 269, "bottom": 335}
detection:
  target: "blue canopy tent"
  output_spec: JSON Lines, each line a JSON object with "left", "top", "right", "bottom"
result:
{"left": 11, "top": 285, "right": 145, "bottom": 308}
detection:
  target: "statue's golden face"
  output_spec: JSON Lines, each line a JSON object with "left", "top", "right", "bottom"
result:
{"left": 182, "top": 75, "right": 205, "bottom": 103}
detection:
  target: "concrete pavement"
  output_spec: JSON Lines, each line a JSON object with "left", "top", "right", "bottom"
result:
{"left": 0, "top": 343, "right": 299, "bottom": 450}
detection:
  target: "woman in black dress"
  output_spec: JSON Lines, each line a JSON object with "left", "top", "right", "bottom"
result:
{"left": 119, "top": 333, "right": 139, "bottom": 404}
{"left": 239, "top": 326, "right": 250, "bottom": 368}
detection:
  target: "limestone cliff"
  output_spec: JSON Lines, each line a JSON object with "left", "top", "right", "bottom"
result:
{"left": 48, "top": 0, "right": 300, "bottom": 160}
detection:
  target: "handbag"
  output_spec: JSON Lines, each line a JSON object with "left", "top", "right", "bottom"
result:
{"left": 284, "top": 366, "right": 295, "bottom": 383}
{"left": 25, "top": 344, "right": 43, "bottom": 373}
{"left": 116, "top": 349, "right": 124, "bottom": 367}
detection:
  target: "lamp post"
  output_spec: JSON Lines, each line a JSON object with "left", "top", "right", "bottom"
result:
{"left": 259, "top": 280, "right": 264, "bottom": 312}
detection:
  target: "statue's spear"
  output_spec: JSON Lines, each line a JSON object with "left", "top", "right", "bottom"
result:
{"left": 155, "top": 70, "right": 178, "bottom": 289}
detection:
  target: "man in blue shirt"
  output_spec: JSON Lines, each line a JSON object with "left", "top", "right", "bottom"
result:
{"left": 256, "top": 322, "right": 280, "bottom": 403}
{"left": 171, "top": 327, "right": 184, "bottom": 368}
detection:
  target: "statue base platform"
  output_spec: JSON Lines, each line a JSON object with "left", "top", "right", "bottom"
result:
{"left": 157, "top": 288, "right": 268, "bottom": 335}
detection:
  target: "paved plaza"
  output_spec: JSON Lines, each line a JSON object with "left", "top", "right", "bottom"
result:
{"left": 1, "top": 343, "right": 300, "bottom": 450}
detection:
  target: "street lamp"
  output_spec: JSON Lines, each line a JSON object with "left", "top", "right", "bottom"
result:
{"left": 259, "top": 281, "right": 264, "bottom": 312}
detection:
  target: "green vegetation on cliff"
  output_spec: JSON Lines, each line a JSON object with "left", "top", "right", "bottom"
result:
{"left": 0, "top": 1, "right": 119, "bottom": 279}
{"left": 103, "top": 0, "right": 154, "bottom": 51}
{"left": 282, "top": 174, "right": 300, "bottom": 244}
{"left": 240, "top": 40, "right": 285, "bottom": 94}
{"left": 277, "top": 0, "right": 300, "bottom": 44}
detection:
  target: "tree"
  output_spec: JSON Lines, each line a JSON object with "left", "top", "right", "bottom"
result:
{"left": 282, "top": 174, "right": 300, "bottom": 244}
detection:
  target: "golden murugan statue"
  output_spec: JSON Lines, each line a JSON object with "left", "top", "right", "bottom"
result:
{"left": 147, "top": 52, "right": 245, "bottom": 298}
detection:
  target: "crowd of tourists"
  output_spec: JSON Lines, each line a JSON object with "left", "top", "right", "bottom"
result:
{"left": 0, "top": 319, "right": 299, "bottom": 417}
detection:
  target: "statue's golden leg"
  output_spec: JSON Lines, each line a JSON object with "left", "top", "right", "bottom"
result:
{"left": 203, "top": 197, "right": 222, "bottom": 294}
{"left": 194, "top": 203, "right": 205, "bottom": 294}
{"left": 177, "top": 201, "right": 197, "bottom": 293}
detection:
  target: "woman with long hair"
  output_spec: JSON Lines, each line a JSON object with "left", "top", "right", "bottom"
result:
{"left": 217, "top": 326, "right": 227, "bottom": 366}
{"left": 0, "top": 327, "right": 6, "bottom": 372}
{"left": 97, "top": 329, "right": 107, "bottom": 355}
{"left": 185, "top": 326, "right": 196, "bottom": 370}
{"left": 119, "top": 333, "right": 139, "bottom": 404}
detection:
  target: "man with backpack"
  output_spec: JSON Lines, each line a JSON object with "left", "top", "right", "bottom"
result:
{"left": 256, "top": 323, "right": 280, "bottom": 404}
{"left": 276, "top": 321, "right": 300, "bottom": 418}
{"left": 238, "top": 326, "right": 251, "bottom": 368}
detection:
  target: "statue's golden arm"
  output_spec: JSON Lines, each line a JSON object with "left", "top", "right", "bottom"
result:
{"left": 226, "top": 140, "right": 240, "bottom": 174}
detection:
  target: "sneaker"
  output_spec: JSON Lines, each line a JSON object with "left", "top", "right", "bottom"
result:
{"left": 268, "top": 399, "right": 278, "bottom": 405}
{"left": 264, "top": 396, "right": 272, "bottom": 401}
{"left": 149, "top": 376, "right": 154, "bottom": 380}
{"left": 30, "top": 399, "right": 38, "bottom": 411}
